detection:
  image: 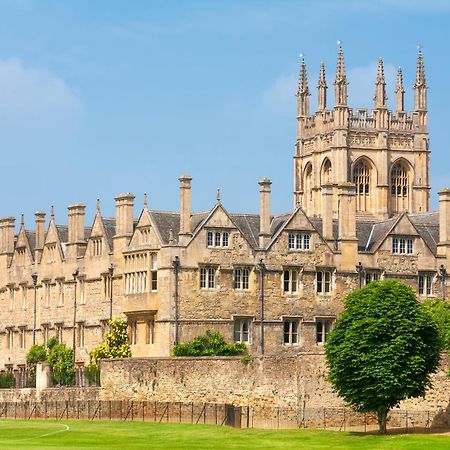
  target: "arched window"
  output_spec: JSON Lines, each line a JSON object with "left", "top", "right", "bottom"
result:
{"left": 321, "top": 159, "right": 332, "bottom": 185}
{"left": 391, "top": 161, "right": 409, "bottom": 213}
{"left": 303, "top": 164, "right": 313, "bottom": 214}
{"left": 353, "top": 160, "right": 371, "bottom": 212}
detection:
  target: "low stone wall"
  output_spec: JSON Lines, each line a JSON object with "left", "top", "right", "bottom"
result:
{"left": 0, "top": 387, "right": 101, "bottom": 403}
{"left": 100, "top": 353, "right": 450, "bottom": 413}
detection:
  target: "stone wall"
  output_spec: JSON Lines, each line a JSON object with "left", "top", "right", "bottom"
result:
{"left": 0, "top": 386, "right": 100, "bottom": 403}
{"left": 100, "top": 353, "right": 450, "bottom": 412}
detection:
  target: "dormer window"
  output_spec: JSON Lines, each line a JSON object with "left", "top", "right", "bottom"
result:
{"left": 92, "top": 238, "right": 102, "bottom": 256}
{"left": 288, "top": 232, "right": 310, "bottom": 251}
{"left": 392, "top": 237, "right": 414, "bottom": 255}
{"left": 207, "top": 230, "right": 229, "bottom": 248}
{"left": 46, "top": 244, "right": 57, "bottom": 263}
{"left": 140, "top": 228, "right": 151, "bottom": 244}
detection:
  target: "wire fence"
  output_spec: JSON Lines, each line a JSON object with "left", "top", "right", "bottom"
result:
{"left": 0, "top": 400, "right": 450, "bottom": 432}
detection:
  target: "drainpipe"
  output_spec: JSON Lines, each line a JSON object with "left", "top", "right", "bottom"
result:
{"left": 257, "top": 259, "right": 266, "bottom": 355}
{"left": 172, "top": 256, "right": 180, "bottom": 345}
{"left": 72, "top": 268, "right": 79, "bottom": 366}
{"left": 31, "top": 273, "right": 38, "bottom": 345}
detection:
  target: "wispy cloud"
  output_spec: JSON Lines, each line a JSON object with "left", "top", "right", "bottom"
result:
{"left": 261, "top": 73, "right": 297, "bottom": 113}
{"left": 0, "top": 58, "right": 83, "bottom": 139}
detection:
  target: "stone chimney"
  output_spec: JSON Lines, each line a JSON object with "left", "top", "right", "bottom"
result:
{"left": 113, "top": 193, "right": 135, "bottom": 253}
{"left": 321, "top": 184, "right": 333, "bottom": 242}
{"left": 337, "top": 183, "right": 358, "bottom": 270}
{"left": 34, "top": 211, "right": 46, "bottom": 262}
{"left": 438, "top": 188, "right": 450, "bottom": 258}
{"left": 178, "top": 176, "right": 192, "bottom": 245}
{"left": 67, "top": 204, "right": 86, "bottom": 259}
{"left": 0, "top": 217, "right": 15, "bottom": 255}
{"left": 259, "top": 178, "right": 272, "bottom": 248}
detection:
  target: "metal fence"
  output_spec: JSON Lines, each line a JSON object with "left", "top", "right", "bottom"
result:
{"left": 0, "top": 401, "right": 449, "bottom": 432}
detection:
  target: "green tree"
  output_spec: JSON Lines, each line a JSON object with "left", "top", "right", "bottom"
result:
{"left": 26, "top": 344, "right": 47, "bottom": 387}
{"left": 325, "top": 280, "right": 441, "bottom": 433}
{"left": 89, "top": 317, "right": 131, "bottom": 366}
{"left": 173, "top": 330, "right": 247, "bottom": 356}
{"left": 422, "top": 299, "right": 450, "bottom": 350}
{"left": 46, "top": 337, "right": 75, "bottom": 386}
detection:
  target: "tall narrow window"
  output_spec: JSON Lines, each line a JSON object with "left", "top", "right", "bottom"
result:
{"left": 200, "top": 267, "right": 215, "bottom": 289}
{"left": 283, "top": 269, "right": 299, "bottom": 294}
{"left": 77, "top": 322, "right": 85, "bottom": 347}
{"left": 316, "top": 319, "right": 333, "bottom": 344}
{"left": 391, "top": 162, "right": 409, "bottom": 213}
{"left": 44, "top": 282, "right": 51, "bottom": 308}
{"left": 58, "top": 280, "right": 64, "bottom": 306}
{"left": 234, "top": 267, "right": 250, "bottom": 290}
{"left": 79, "top": 279, "right": 85, "bottom": 305}
{"left": 322, "top": 159, "right": 332, "bottom": 185}
{"left": 129, "top": 321, "right": 137, "bottom": 345}
{"left": 146, "top": 319, "right": 155, "bottom": 344}
{"left": 9, "top": 287, "right": 15, "bottom": 311}
{"left": 21, "top": 285, "right": 27, "bottom": 310}
{"left": 55, "top": 323, "right": 64, "bottom": 343}
{"left": 92, "top": 238, "right": 102, "bottom": 256}
{"left": 19, "top": 328, "right": 26, "bottom": 349}
{"left": 316, "top": 271, "right": 332, "bottom": 294}
{"left": 6, "top": 328, "right": 13, "bottom": 350}
{"left": 42, "top": 325, "right": 49, "bottom": 346}
{"left": 418, "top": 274, "right": 433, "bottom": 297}
{"left": 353, "top": 160, "right": 371, "bottom": 212}
{"left": 234, "top": 319, "right": 251, "bottom": 343}
{"left": 151, "top": 254, "right": 158, "bottom": 292}
{"left": 283, "top": 320, "right": 300, "bottom": 345}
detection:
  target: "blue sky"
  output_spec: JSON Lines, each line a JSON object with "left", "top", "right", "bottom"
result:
{"left": 0, "top": 0, "right": 449, "bottom": 226}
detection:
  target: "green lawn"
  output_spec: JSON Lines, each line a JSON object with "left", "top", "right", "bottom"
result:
{"left": 0, "top": 420, "right": 449, "bottom": 449}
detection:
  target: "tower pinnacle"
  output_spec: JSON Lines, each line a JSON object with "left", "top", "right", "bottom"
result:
{"left": 414, "top": 49, "right": 427, "bottom": 112}
{"left": 296, "top": 55, "right": 310, "bottom": 116}
{"left": 395, "top": 67, "right": 405, "bottom": 112}
{"left": 334, "top": 46, "right": 347, "bottom": 106}
{"left": 317, "top": 62, "right": 327, "bottom": 111}
{"left": 374, "top": 58, "right": 387, "bottom": 108}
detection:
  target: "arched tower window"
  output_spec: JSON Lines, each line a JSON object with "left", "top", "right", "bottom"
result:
{"left": 391, "top": 161, "right": 409, "bottom": 213}
{"left": 303, "top": 164, "right": 313, "bottom": 214}
{"left": 321, "top": 159, "right": 332, "bottom": 185}
{"left": 353, "top": 160, "right": 371, "bottom": 212}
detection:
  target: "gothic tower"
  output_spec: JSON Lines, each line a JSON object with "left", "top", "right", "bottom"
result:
{"left": 294, "top": 47, "right": 430, "bottom": 220}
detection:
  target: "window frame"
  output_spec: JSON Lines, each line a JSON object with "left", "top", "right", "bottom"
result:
{"left": 287, "top": 232, "right": 311, "bottom": 251}
{"left": 418, "top": 273, "right": 434, "bottom": 297}
{"left": 283, "top": 319, "right": 300, "bottom": 346}
{"left": 233, "top": 318, "right": 251, "bottom": 344}
{"left": 200, "top": 266, "right": 216, "bottom": 289}
{"left": 392, "top": 236, "right": 414, "bottom": 255}
{"left": 316, "top": 270, "right": 332, "bottom": 294}
{"left": 316, "top": 319, "right": 334, "bottom": 345}
{"left": 234, "top": 267, "right": 250, "bottom": 290}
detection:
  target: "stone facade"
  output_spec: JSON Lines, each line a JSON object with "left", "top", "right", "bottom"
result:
{"left": 0, "top": 47, "right": 449, "bottom": 373}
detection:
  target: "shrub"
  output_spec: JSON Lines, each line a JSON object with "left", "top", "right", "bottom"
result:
{"left": 0, "top": 372, "right": 15, "bottom": 389}
{"left": 173, "top": 330, "right": 247, "bottom": 356}
{"left": 84, "top": 364, "right": 100, "bottom": 386}
{"left": 90, "top": 318, "right": 131, "bottom": 367}
{"left": 46, "top": 338, "right": 75, "bottom": 386}
{"left": 422, "top": 299, "right": 450, "bottom": 350}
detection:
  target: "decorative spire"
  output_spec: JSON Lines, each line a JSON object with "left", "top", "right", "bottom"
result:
{"left": 334, "top": 45, "right": 347, "bottom": 107}
{"left": 317, "top": 62, "right": 327, "bottom": 111}
{"left": 216, "top": 188, "right": 221, "bottom": 204}
{"left": 96, "top": 198, "right": 101, "bottom": 214}
{"left": 143, "top": 192, "right": 148, "bottom": 209}
{"left": 414, "top": 48, "right": 426, "bottom": 88}
{"left": 374, "top": 57, "right": 387, "bottom": 108}
{"left": 414, "top": 47, "right": 427, "bottom": 112}
{"left": 50, "top": 205, "right": 55, "bottom": 220}
{"left": 395, "top": 67, "right": 405, "bottom": 112}
{"left": 296, "top": 54, "right": 310, "bottom": 116}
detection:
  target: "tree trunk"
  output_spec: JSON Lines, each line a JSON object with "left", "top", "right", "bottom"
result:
{"left": 377, "top": 409, "right": 388, "bottom": 434}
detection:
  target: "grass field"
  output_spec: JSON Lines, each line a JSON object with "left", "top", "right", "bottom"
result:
{"left": 0, "top": 420, "right": 449, "bottom": 449}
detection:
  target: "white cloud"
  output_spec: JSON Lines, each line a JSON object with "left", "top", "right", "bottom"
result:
{"left": 0, "top": 58, "right": 83, "bottom": 134}
{"left": 261, "top": 73, "right": 297, "bottom": 113}
{"left": 347, "top": 61, "right": 397, "bottom": 110}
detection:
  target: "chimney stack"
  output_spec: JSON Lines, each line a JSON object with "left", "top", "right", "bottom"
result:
{"left": 179, "top": 175, "right": 192, "bottom": 245}
{"left": 34, "top": 211, "right": 46, "bottom": 262}
{"left": 113, "top": 193, "right": 135, "bottom": 254}
{"left": 438, "top": 188, "right": 450, "bottom": 258}
{"left": 0, "top": 217, "right": 15, "bottom": 255}
{"left": 259, "top": 178, "right": 272, "bottom": 248}
{"left": 67, "top": 204, "right": 86, "bottom": 259}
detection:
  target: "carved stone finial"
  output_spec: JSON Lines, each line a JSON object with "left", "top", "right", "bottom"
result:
{"left": 216, "top": 188, "right": 221, "bottom": 204}
{"left": 296, "top": 55, "right": 309, "bottom": 97}
{"left": 96, "top": 198, "right": 101, "bottom": 214}
{"left": 20, "top": 213, "right": 24, "bottom": 227}
{"left": 143, "top": 192, "right": 148, "bottom": 209}
{"left": 335, "top": 46, "right": 347, "bottom": 83}
{"left": 414, "top": 48, "right": 426, "bottom": 88}
{"left": 50, "top": 205, "right": 55, "bottom": 219}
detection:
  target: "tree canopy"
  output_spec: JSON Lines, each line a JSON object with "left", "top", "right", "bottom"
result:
{"left": 325, "top": 279, "right": 441, "bottom": 433}
{"left": 422, "top": 298, "right": 450, "bottom": 350}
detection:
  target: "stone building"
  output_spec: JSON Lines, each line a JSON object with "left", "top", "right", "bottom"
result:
{"left": 0, "top": 47, "right": 448, "bottom": 375}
